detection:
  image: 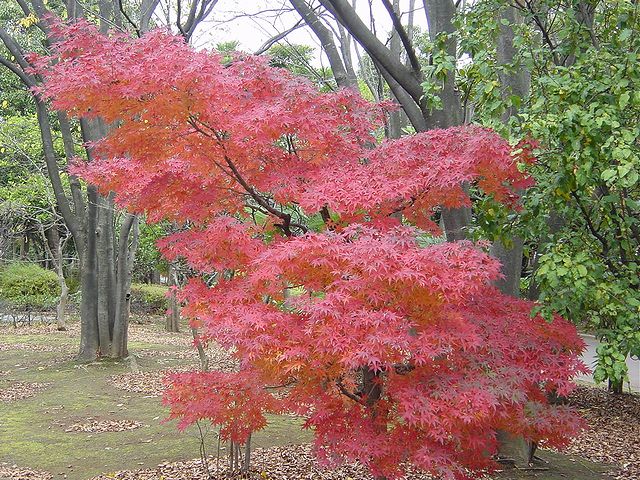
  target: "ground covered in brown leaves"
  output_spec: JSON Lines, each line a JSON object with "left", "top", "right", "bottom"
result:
{"left": 0, "top": 463, "right": 53, "bottom": 480}
{"left": 64, "top": 419, "right": 145, "bottom": 433}
{"left": 558, "top": 386, "right": 640, "bottom": 480}
{"left": 0, "top": 381, "right": 50, "bottom": 402}
{"left": 1, "top": 320, "right": 638, "bottom": 479}
{"left": 90, "top": 444, "right": 436, "bottom": 480}
{"left": 108, "top": 368, "right": 191, "bottom": 398}
{"left": 83, "top": 386, "right": 640, "bottom": 480}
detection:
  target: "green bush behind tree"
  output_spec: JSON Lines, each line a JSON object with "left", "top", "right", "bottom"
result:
{"left": 130, "top": 283, "right": 168, "bottom": 315}
{"left": 0, "top": 262, "right": 60, "bottom": 310}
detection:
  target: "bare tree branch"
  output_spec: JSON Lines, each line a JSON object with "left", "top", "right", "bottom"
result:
{"left": 289, "top": 0, "right": 356, "bottom": 88}
{"left": 319, "top": 0, "right": 424, "bottom": 103}
{"left": 254, "top": 19, "right": 305, "bottom": 55}
{"left": 380, "top": 0, "right": 422, "bottom": 74}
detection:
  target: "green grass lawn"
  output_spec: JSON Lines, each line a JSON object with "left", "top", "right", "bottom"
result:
{"left": 0, "top": 320, "right": 310, "bottom": 479}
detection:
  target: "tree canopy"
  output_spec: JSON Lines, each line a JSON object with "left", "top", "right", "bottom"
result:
{"left": 34, "top": 20, "right": 587, "bottom": 479}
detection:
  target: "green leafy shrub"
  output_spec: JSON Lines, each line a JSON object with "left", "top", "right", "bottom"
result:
{"left": 65, "top": 270, "right": 81, "bottom": 295}
{"left": 130, "top": 283, "right": 168, "bottom": 315}
{"left": 0, "top": 263, "right": 60, "bottom": 310}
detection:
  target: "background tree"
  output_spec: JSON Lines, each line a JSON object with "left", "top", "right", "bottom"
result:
{"left": 519, "top": 1, "right": 640, "bottom": 394}
{"left": 0, "top": 0, "right": 219, "bottom": 359}
{"left": 458, "top": 0, "right": 640, "bottom": 393}
{"left": 291, "top": 0, "right": 639, "bottom": 395}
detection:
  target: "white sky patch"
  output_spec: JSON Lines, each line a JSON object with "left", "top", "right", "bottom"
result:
{"left": 162, "top": 0, "right": 427, "bottom": 66}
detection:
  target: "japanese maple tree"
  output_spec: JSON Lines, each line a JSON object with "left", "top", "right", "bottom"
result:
{"left": 34, "top": 20, "right": 587, "bottom": 480}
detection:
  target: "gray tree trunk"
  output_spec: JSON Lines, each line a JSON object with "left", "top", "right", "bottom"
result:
{"left": 387, "top": 0, "right": 406, "bottom": 139}
{"left": 490, "top": 5, "right": 538, "bottom": 466}
{"left": 78, "top": 186, "right": 100, "bottom": 362}
{"left": 112, "top": 214, "right": 138, "bottom": 358}
{"left": 490, "top": 5, "right": 530, "bottom": 297}
{"left": 42, "top": 225, "right": 69, "bottom": 331}
{"left": 96, "top": 195, "right": 114, "bottom": 355}
{"left": 289, "top": 0, "right": 358, "bottom": 89}
{"left": 165, "top": 263, "right": 181, "bottom": 333}
{"left": 57, "top": 271, "right": 69, "bottom": 331}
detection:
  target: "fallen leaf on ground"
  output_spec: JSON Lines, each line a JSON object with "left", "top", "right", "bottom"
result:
{"left": 64, "top": 419, "right": 144, "bottom": 433}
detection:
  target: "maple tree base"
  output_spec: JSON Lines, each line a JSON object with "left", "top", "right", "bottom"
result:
{"left": 492, "top": 449, "right": 609, "bottom": 480}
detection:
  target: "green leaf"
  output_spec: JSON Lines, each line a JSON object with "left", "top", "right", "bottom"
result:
{"left": 618, "top": 163, "right": 632, "bottom": 178}
{"left": 601, "top": 168, "right": 616, "bottom": 182}
{"left": 620, "top": 29, "right": 632, "bottom": 41}
{"left": 619, "top": 92, "right": 630, "bottom": 110}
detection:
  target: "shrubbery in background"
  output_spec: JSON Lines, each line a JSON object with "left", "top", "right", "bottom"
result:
{"left": 0, "top": 262, "right": 60, "bottom": 310}
{"left": 130, "top": 283, "right": 168, "bottom": 315}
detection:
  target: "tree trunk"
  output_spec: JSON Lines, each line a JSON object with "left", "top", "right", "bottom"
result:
{"left": 362, "top": 367, "right": 387, "bottom": 480}
{"left": 165, "top": 263, "right": 180, "bottom": 332}
{"left": 608, "top": 378, "right": 623, "bottom": 394}
{"left": 112, "top": 214, "right": 138, "bottom": 358}
{"left": 56, "top": 272, "right": 69, "bottom": 331}
{"left": 43, "top": 225, "right": 69, "bottom": 331}
{"left": 490, "top": 238, "right": 524, "bottom": 297}
{"left": 387, "top": 0, "right": 407, "bottom": 139}
{"left": 492, "top": 5, "right": 537, "bottom": 466}
{"left": 52, "top": 231, "right": 69, "bottom": 331}
{"left": 96, "top": 195, "right": 114, "bottom": 356}
{"left": 289, "top": 0, "right": 357, "bottom": 89}
{"left": 77, "top": 186, "right": 100, "bottom": 362}
{"left": 242, "top": 434, "right": 251, "bottom": 474}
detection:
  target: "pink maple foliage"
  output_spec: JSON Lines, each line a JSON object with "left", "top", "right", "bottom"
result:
{"left": 34, "top": 20, "right": 586, "bottom": 480}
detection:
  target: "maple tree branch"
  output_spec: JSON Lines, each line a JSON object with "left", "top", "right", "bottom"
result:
{"left": 336, "top": 379, "right": 365, "bottom": 405}
{"left": 263, "top": 378, "right": 297, "bottom": 390}
{"left": 390, "top": 195, "right": 417, "bottom": 216}
{"left": 223, "top": 155, "right": 295, "bottom": 237}
{"left": 186, "top": 118, "right": 239, "bottom": 175}
{"left": 187, "top": 115, "right": 305, "bottom": 237}
{"left": 247, "top": 203, "right": 309, "bottom": 234}
{"left": 393, "top": 362, "right": 415, "bottom": 375}
{"left": 287, "top": 220, "right": 309, "bottom": 234}
{"left": 320, "top": 206, "right": 332, "bottom": 224}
